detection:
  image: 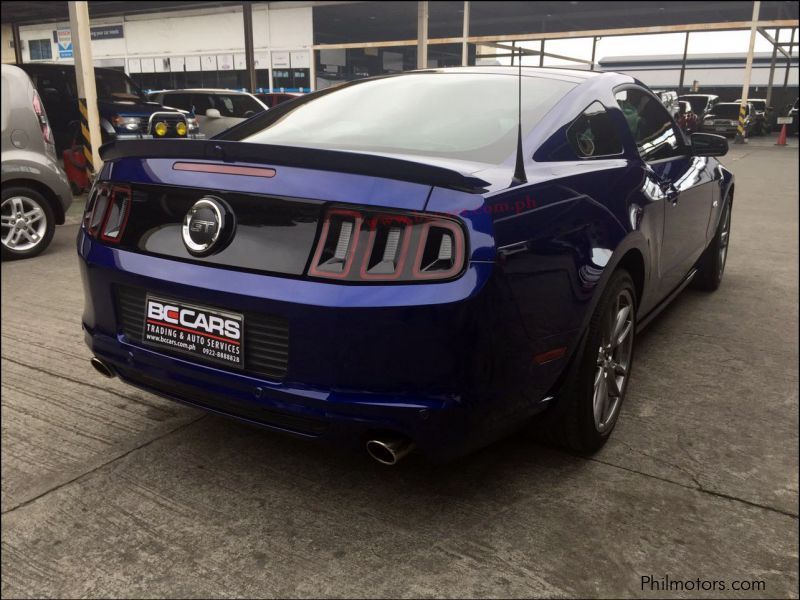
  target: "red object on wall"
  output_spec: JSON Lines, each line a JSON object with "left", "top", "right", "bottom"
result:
{"left": 63, "top": 145, "right": 89, "bottom": 194}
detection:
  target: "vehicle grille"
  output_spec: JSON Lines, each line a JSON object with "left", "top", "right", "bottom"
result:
{"left": 115, "top": 285, "right": 289, "bottom": 380}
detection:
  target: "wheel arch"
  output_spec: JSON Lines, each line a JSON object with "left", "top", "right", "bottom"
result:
{"left": 2, "top": 178, "right": 66, "bottom": 225}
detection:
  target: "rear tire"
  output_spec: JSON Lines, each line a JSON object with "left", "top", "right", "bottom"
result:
{"left": 1, "top": 186, "right": 56, "bottom": 260}
{"left": 535, "top": 270, "right": 637, "bottom": 453}
{"left": 692, "top": 196, "right": 731, "bottom": 291}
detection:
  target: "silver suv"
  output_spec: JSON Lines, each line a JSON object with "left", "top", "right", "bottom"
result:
{"left": 1, "top": 64, "right": 72, "bottom": 259}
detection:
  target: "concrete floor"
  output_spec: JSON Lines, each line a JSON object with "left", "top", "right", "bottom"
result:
{"left": 2, "top": 136, "right": 798, "bottom": 599}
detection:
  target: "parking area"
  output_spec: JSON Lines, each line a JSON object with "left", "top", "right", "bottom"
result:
{"left": 1, "top": 134, "right": 797, "bottom": 598}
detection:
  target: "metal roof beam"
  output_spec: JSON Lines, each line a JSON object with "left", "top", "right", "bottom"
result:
{"left": 312, "top": 19, "right": 800, "bottom": 49}
{"left": 758, "top": 27, "right": 791, "bottom": 59}
{"left": 481, "top": 41, "right": 593, "bottom": 65}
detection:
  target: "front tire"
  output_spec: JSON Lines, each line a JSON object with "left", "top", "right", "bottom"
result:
{"left": 537, "top": 270, "right": 637, "bottom": 453}
{"left": 1, "top": 187, "right": 56, "bottom": 260}
{"left": 692, "top": 196, "right": 731, "bottom": 291}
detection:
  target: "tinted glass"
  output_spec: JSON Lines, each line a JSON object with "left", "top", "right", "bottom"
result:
{"left": 161, "top": 93, "right": 192, "bottom": 111}
{"left": 616, "top": 88, "right": 683, "bottom": 162}
{"left": 679, "top": 96, "right": 709, "bottom": 115}
{"left": 714, "top": 104, "right": 745, "bottom": 119}
{"left": 566, "top": 102, "right": 623, "bottom": 158}
{"left": 191, "top": 94, "right": 214, "bottom": 114}
{"left": 212, "top": 94, "right": 264, "bottom": 118}
{"left": 232, "top": 74, "right": 576, "bottom": 163}
{"left": 94, "top": 69, "right": 143, "bottom": 101}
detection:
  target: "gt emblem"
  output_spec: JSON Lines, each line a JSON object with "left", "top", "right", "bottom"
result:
{"left": 190, "top": 219, "right": 217, "bottom": 234}
{"left": 181, "top": 196, "right": 234, "bottom": 256}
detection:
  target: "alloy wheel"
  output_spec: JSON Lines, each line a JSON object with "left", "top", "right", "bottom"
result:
{"left": 1, "top": 195, "right": 48, "bottom": 253}
{"left": 593, "top": 288, "right": 635, "bottom": 433}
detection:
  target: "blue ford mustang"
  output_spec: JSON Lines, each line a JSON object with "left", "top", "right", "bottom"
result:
{"left": 79, "top": 67, "right": 733, "bottom": 464}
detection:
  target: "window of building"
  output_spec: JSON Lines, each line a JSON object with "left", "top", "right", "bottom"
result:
{"left": 29, "top": 39, "right": 52, "bottom": 61}
{"left": 566, "top": 102, "right": 623, "bottom": 158}
{"left": 615, "top": 88, "right": 684, "bottom": 162}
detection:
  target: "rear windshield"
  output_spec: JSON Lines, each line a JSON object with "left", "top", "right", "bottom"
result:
{"left": 679, "top": 96, "right": 709, "bottom": 114}
{"left": 714, "top": 104, "right": 746, "bottom": 119}
{"left": 748, "top": 100, "right": 766, "bottom": 111}
{"left": 227, "top": 73, "right": 576, "bottom": 163}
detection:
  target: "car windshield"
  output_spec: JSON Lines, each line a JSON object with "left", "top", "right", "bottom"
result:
{"left": 679, "top": 96, "right": 709, "bottom": 114}
{"left": 94, "top": 69, "right": 143, "bottom": 101}
{"left": 714, "top": 104, "right": 745, "bottom": 119}
{"left": 230, "top": 73, "right": 576, "bottom": 163}
{"left": 748, "top": 100, "right": 766, "bottom": 111}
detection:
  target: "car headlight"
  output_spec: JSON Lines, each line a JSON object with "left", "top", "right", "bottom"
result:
{"left": 112, "top": 115, "right": 140, "bottom": 131}
{"left": 186, "top": 117, "right": 199, "bottom": 132}
{"left": 154, "top": 121, "right": 168, "bottom": 137}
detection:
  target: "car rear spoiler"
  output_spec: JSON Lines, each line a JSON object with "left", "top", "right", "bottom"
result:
{"left": 99, "top": 139, "right": 490, "bottom": 193}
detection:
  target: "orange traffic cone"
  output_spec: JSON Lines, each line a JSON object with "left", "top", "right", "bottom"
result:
{"left": 776, "top": 124, "right": 788, "bottom": 146}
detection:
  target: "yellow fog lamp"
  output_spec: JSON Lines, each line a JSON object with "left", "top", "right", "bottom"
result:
{"left": 154, "top": 121, "right": 168, "bottom": 137}
{"left": 175, "top": 121, "right": 188, "bottom": 137}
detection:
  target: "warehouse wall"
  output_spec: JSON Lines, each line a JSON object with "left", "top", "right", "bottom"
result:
{"left": 15, "top": 4, "right": 314, "bottom": 92}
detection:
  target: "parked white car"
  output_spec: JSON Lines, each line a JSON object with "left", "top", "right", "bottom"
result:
{"left": 147, "top": 89, "right": 268, "bottom": 137}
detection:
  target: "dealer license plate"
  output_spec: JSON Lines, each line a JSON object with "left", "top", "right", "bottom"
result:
{"left": 715, "top": 126, "right": 728, "bottom": 131}
{"left": 142, "top": 295, "right": 244, "bottom": 370}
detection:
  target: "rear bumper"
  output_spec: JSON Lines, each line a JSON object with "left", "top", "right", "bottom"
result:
{"left": 78, "top": 230, "right": 556, "bottom": 461}
{"left": 86, "top": 326, "right": 492, "bottom": 461}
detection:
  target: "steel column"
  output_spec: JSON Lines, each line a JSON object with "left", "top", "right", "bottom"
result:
{"left": 461, "top": 1, "right": 470, "bottom": 66}
{"left": 784, "top": 28, "right": 796, "bottom": 88}
{"left": 766, "top": 28, "right": 779, "bottom": 110}
{"left": 12, "top": 23, "right": 22, "bottom": 65}
{"left": 243, "top": 1, "right": 256, "bottom": 93}
{"left": 678, "top": 32, "right": 690, "bottom": 94}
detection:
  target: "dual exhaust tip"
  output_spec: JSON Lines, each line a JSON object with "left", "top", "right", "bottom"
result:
{"left": 92, "top": 357, "right": 413, "bottom": 464}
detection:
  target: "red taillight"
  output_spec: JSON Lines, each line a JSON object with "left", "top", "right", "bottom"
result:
{"left": 83, "top": 183, "right": 131, "bottom": 243}
{"left": 308, "top": 207, "right": 466, "bottom": 282}
{"left": 31, "top": 89, "right": 53, "bottom": 145}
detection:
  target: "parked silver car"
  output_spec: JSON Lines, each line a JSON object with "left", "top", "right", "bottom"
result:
{"left": 1, "top": 64, "right": 73, "bottom": 259}
{"left": 148, "top": 89, "right": 268, "bottom": 137}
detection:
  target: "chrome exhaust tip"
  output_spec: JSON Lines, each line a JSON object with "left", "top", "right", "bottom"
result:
{"left": 365, "top": 436, "right": 415, "bottom": 466}
{"left": 90, "top": 357, "right": 115, "bottom": 379}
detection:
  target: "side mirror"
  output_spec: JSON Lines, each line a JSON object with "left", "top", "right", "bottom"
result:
{"left": 205, "top": 108, "right": 221, "bottom": 119}
{"left": 691, "top": 132, "right": 728, "bottom": 157}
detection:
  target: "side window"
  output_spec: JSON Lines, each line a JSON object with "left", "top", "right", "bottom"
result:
{"left": 161, "top": 93, "right": 191, "bottom": 111}
{"left": 191, "top": 94, "right": 214, "bottom": 115}
{"left": 32, "top": 70, "right": 66, "bottom": 111}
{"left": 566, "top": 102, "right": 623, "bottom": 158}
{"left": 59, "top": 69, "right": 77, "bottom": 98}
{"left": 615, "top": 88, "right": 683, "bottom": 162}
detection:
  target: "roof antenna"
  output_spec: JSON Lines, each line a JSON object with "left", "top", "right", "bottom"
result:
{"left": 511, "top": 44, "right": 527, "bottom": 185}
